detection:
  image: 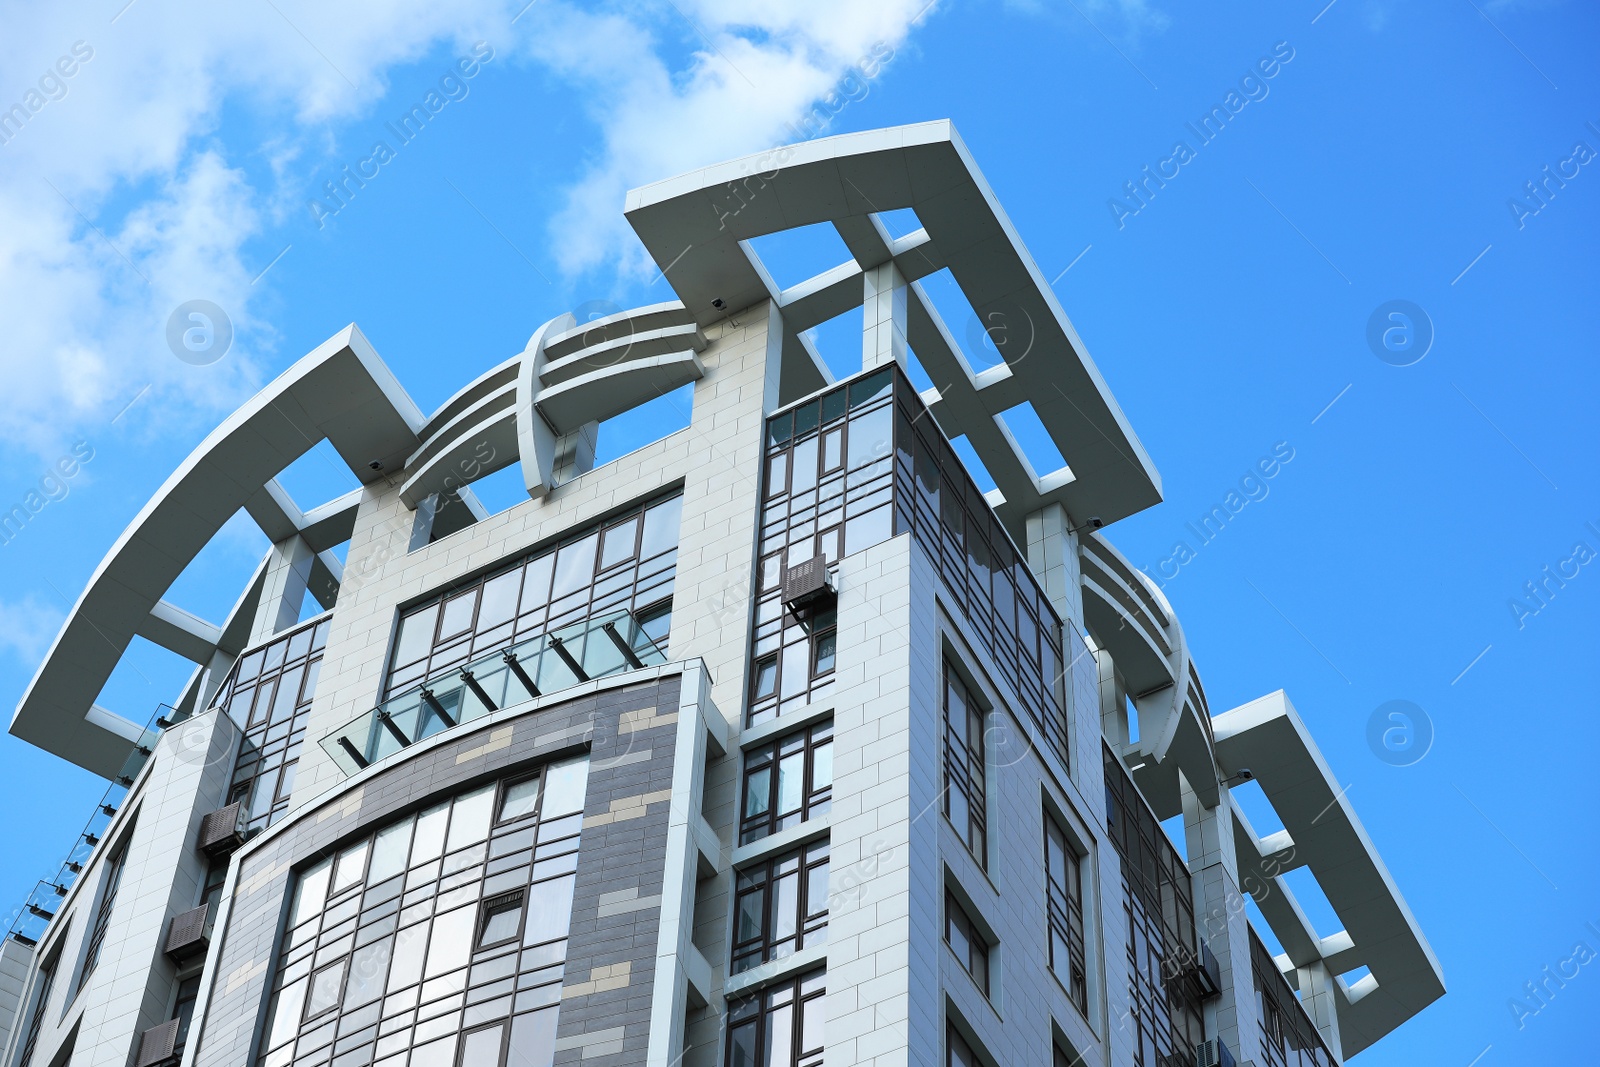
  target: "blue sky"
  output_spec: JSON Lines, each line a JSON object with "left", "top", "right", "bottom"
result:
{"left": 1, "top": 0, "right": 1596, "bottom": 1062}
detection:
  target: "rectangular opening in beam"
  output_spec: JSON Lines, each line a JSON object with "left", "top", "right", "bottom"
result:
{"left": 917, "top": 268, "right": 1003, "bottom": 373}
{"left": 874, "top": 207, "right": 924, "bottom": 241}
{"left": 996, "top": 401, "right": 1068, "bottom": 479}
{"left": 1280, "top": 866, "right": 1346, "bottom": 943}
{"left": 747, "top": 221, "right": 856, "bottom": 293}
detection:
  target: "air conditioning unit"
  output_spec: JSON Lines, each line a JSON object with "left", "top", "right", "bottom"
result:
{"left": 1164, "top": 941, "right": 1222, "bottom": 1001}
{"left": 781, "top": 555, "right": 835, "bottom": 613}
{"left": 134, "top": 1018, "right": 181, "bottom": 1067}
{"left": 163, "top": 904, "right": 211, "bottom": 962}
{"left": 197, "top": 801, "right": 246, "bottom": 857}
{"left": 1195, "top": 1038, "right": 1237, "bottom": 1067}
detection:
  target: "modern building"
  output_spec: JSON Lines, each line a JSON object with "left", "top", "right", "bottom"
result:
{"left": 1, "top": 121, "right": 1442, "bottom": 1067}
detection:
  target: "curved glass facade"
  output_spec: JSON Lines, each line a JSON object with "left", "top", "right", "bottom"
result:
{"left": 258, "top": 756, "right": 589, "bottom": 1067}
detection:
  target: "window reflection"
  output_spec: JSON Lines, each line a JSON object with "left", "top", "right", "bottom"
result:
{"left": 258, "top": 758, "right": 588, "bottom": 1067}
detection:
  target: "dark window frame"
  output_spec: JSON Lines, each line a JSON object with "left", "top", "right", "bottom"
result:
{"left": 739, "top": 721, "right": 833, "bottom": 845}
{"left": 16, "top": 935, "right": 64, "bottom": 1067}
{"left": 944, "top": 890, "right": 991, "bottom": 997}
{"left": 730, "top": 840, "right": 830, "bottom": 974}
{"left": 943, "top": 662, "right": 988, "bottom": 868}
{"left": 76, "top": 828, "right": 132, "bottom": 995}
{"left": 477, "top": 889, "right": 528, "bottom": 950}
{"left": 1045, "top": 810, "right": 1088, "bottom": 1013}
{"left": 725, "top": 968, "right": 826, "bottom": 1067}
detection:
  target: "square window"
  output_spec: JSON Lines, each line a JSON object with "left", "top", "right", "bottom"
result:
{"left": 305, "top": 959, "right": 346, "bottom": 1020}
{"left": 478, "top": 892, "right": 525, "bottom": 949}
{"left": 499, "top": 777, "right": 539, "bottom": 822}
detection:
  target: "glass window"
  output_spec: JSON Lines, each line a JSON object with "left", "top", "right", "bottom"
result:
{"left": 78, "top": 830, "right": 130, "bottom": 991}
{"left": 424, "top": 905, "right": 475, "bottom": 979}
{"left": 446, "top": 784, "right": 496, "bottom": 851}
{"left": 1045, "top": 812, "right": 1087, "bottom": 1013}
{"left": 740, "top": 722, "right": 833, "bottom": 844}
{"left": 731, "top": 841, "right": 829, "bottom": 973}
{"left": 387, "top": 924, "right": 428, "bottom": 993}
{"left": 752, "top": 655, "right": 778, "bottom": 701}
{"left": 945, "top": 891, "right": 990, "bottom": 996}
{"left": 478, "top": 570, "right": 521, "bottom": 632}
{"left": 540, "top": 756, "right": 589, "bottom": 818}
{"left": 600, "top": 518, "right": 639, "bottom": 570}
{"left": 332, "top": 839, "right": 369, "bottom": 894}
{"left": 479, "top": 891, "right": 524, "bottom": 948}
{"left": 305, "top": 959, "right": 346, "bottom": 1020}
{"left": 725, "top": 970, "right": 825, "bottom": 1067}
{"left": 508, "top": 1008, "right": 559, "bottom": 1067}
{"left": 499, "top": 777, "right": 540, "bottom": 822}
{"left": 265, "top": 977, "right": 306, "bottom": 1051}
{"left": 943, "top": 663, "right": 987, "bottom": 867}
{"left": 639, "top": 496, "right": 682, "bottom": 559}
{"left": 368, "top": 817, "right": 413, "bottom": 884}
{"left": 460, "top": 1023, "right": 505, "bottom": 1065}
{"left": 439, "top": 589, "right": 478, "bottom": 640}
{"left": 551, "top": 534, "right": 598, "bottom": 599}
{"left": 947, "top": 1026, "right": 977, "bottom": 1067}
{"left": 523, "top": 875, "right": 576, "bottom": 947}
{"left": 291, "top": 858, "right": 331, "bottom": 928}
{"left": 343, "top": 936, "right": 392, "bottom": 1009}
{"left": 410, "top": 1034, "right": 458, "bottom": 1067}
{"left": 412, "top": 802, "right": 450, "bottom": 865}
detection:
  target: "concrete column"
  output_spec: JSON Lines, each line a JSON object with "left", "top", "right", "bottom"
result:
{"left": 1024, "top": 503, "right": 1084, "bottom": 632}
{"left": 248, "top": 535, "right": 315, "bottom": 644}
{"left": 823, "top": 533, "right": 942, "bottom": 1067}
{"left": 552, "top": 421, "right": 599, "bottom": 485}
{"left": 862, "top": 261, "right": 908, "bottom": 371}
{"left": 1296, "top": 959, "right": 1344, "bottom": 1061}
{"left": 1183, "top": 774, "right": 1264, "bottom": 1066}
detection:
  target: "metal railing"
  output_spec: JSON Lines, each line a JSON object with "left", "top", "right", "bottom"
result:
{"left": 5, "top": 706, "right": 175, "bottom": 948}
{"left": 320, "top": 609, "right": 667, "bottom": 777}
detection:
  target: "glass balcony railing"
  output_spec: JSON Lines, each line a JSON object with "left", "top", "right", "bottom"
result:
{"left": 320, "top": 609, "right": 668, "bottom": 777}
{"left": 6, "top": 707, "right": 169, "bottom": 947}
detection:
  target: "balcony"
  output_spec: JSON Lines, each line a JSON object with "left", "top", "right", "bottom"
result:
{"left": 321, "top": 609, "right": 667, "bottom": 776}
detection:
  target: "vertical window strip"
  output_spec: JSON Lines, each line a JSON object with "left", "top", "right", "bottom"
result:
{"left": 943, "top": 664, "right": 987, "bottom": 867}
{"left": 16, "top": 954, "right": 57, "bottom": 1067}
{"left": 76, "top": 834, "right": 129, "bottom": 994}
{"left": 943, "top": 891, "right": 990, "bottom": 996}
{"left": 1045, "top": 813, "right": 1088, "bottom": 1013}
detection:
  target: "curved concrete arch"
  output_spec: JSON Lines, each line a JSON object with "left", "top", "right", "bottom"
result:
{"left": 10, "top": 325, "right": 424, "bottom": 776}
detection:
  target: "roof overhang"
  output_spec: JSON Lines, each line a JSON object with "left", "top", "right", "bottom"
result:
{"left": 624, "top": 120, "right": 1161, "bottom": 535}
{"left": 10, "top": 326, "right": 423, "bottom": 777}
{"left": 1213, "top": 691, "right": 1446, "bottom": 1056}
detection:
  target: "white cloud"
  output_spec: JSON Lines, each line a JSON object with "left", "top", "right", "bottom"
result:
{"left": 0, "top": 594, "right": 65, "bottom": 665}
{"left": 0, "top": 0, "right": 940, "bottom": 457}
{"left": 526, "top": 0, "right": 939, "bottom": 277}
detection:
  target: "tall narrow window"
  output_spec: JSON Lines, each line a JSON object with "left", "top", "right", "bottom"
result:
{"left": 1045, "top": 812, "right": 1088, "bottom": 1013}
{"left": 944, "top": 891, "right": 991, "bottom": 997}
{"left": 947, "top": 1025, "right": 978, "bottom": 1067}
{"left": 943, "top": 663, "right": 987, "bottom": 867}
{"left": 77, "top": 833, "right": 131, "bottom": 994}
{"left": 17, "top": 947, "right": 60, "bottom": 1067}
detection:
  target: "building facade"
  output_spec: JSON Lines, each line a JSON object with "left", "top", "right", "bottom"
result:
{"left": 1, "top": 122, "right": 1442, "bottom": 1067}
